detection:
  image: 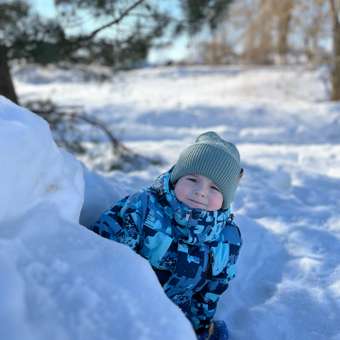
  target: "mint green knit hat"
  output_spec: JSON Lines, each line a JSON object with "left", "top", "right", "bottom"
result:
{"left": 170, "top": 131, "right": 241, "bottom": 209}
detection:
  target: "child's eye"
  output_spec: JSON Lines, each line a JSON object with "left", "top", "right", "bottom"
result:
{"left": 211, "top": 186, "right": 220, "bottom": 192}
{"left": 186, "top": 177, "right": 197, "bottom": 182}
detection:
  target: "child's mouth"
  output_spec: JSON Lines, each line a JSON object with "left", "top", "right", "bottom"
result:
{"left": 187, "top": 199, "right": 206, "bottom": 208}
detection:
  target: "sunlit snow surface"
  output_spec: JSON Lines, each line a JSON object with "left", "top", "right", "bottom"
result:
{"left": 0, "top": 97, "right": 194, "bottom": 340}
{"left": 5, "top": 64, "right": 340, "bottom": 339}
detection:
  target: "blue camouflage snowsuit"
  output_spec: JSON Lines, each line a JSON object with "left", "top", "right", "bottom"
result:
{"left": 88, "top": 170, "right": 242, "bottom": 334}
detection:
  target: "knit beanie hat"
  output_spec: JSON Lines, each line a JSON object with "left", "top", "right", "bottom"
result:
{"left": 170, "top": 131, "right": 241, "bottom": 209}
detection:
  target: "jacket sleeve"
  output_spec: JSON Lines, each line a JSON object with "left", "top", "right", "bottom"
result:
{"left": 87, "top": 190, "right": 149, "bottom": 252}
{"left": 190, "top": 221, "right": 242, "bottom": 333}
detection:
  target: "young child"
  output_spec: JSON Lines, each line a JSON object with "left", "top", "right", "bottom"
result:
{"left": 88, "top": 131, "right": 243, "bottom": 340}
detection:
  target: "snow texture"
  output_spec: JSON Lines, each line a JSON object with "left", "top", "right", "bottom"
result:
{"left": 0, "top": 96, "right": 195, "bottom": 340}
{"left": 1, "top": 64, "right": 340, "bottom": 340}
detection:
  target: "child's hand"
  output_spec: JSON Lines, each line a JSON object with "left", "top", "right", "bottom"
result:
{"left": 208, "top": 322, "right": 215, "bottom": 338}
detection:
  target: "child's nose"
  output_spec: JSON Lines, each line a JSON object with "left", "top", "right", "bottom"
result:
{"left": 195, "top": 191, "right": 205, "bottom": 197}
{"left": 194, "top": 186, "right": 207, "bottom": 197}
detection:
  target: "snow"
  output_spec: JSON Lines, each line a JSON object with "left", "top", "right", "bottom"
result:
{"left": 1, "top": 63, "right": 339, "bottom": 339}
{"left": 0, "top": 97, "right": 194, "bottom": 340}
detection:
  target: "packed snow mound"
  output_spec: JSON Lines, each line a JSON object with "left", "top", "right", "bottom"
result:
{"left": 0, "top": 96, "right": 195, "bottom": 340}
{"left": 0, "top": 96, "right": 83, "bottom": 223}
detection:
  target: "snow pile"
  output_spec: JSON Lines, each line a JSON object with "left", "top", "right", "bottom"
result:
{"left": 0, "top": 96, "right": 195, "bottom": 340}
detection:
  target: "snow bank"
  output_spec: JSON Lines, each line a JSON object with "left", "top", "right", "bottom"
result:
{"left": 0, "top": 97, "right": 83, "bottom": 223}
{"left": 0, "top": 96, "right": 195, "bottom": 340}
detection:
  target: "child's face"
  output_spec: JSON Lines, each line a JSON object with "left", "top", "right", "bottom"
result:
{"left": 174, "top": 174, "right": 223, "bottom": 211}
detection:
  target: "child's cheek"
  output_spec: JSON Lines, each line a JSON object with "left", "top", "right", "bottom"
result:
{"left": 209, "top": 193, "right": 223, "bottom": 210}
{"left": 174, "top": 184, "right": 186, "bottom": 203}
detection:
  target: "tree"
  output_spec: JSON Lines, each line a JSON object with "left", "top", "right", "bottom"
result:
{"left": 177, "top": 0, "right": 235, "bottom": 64}
{"left": 243, "top": 0, "right": 275, "bottom": 64}
{"left": 0, "top": 45, "right": 18, "bottom": 103}
{"left": 181, "top": 0, "right": 234, "bottom": 34}
{"left": 274, "top": 0, "right": 294, "bottom": 63}
{"left": 0, "top": 0, "right": 237, "bottom": 104}
{"left": 292, "top": 0, "right": 329, "bottom": 63}
{"left": 329, "top": 0, "right": 340, "bottom": 100}
{"left": 0, "top": 0, "right": 170, "bottom": 104}
{"left": 0, "top": 1, "right": 32, "bottom": 103}
{"left": 181, "top": 0, "right": 340, "bottom": 100}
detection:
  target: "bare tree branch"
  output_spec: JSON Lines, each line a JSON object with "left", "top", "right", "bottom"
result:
{"left": 79, "top": 0, "right": 146, "bottom": 42}
{"left": 61, "top": 111, "right": 128, "bottom": 152}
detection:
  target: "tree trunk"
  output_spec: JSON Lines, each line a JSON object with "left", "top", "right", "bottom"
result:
{"left": 0, "top": 45, "right": 19, "bottom": 104}
{"left": 332, "top": 22, "right": 340, "bottom": 100}
{"left": 276, "top": 0, "right": 293, "bottom": 63}
{"left": 329, "top": 0, "right": 340, "bottom": 101}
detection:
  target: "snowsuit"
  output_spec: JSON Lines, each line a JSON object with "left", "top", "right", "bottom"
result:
{"left": 88, "top": 170, "right": 242, "bottom": 334}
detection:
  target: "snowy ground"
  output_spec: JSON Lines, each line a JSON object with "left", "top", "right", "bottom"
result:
{"left": 3, "top": 64, "right": 340, "bottom": 339}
